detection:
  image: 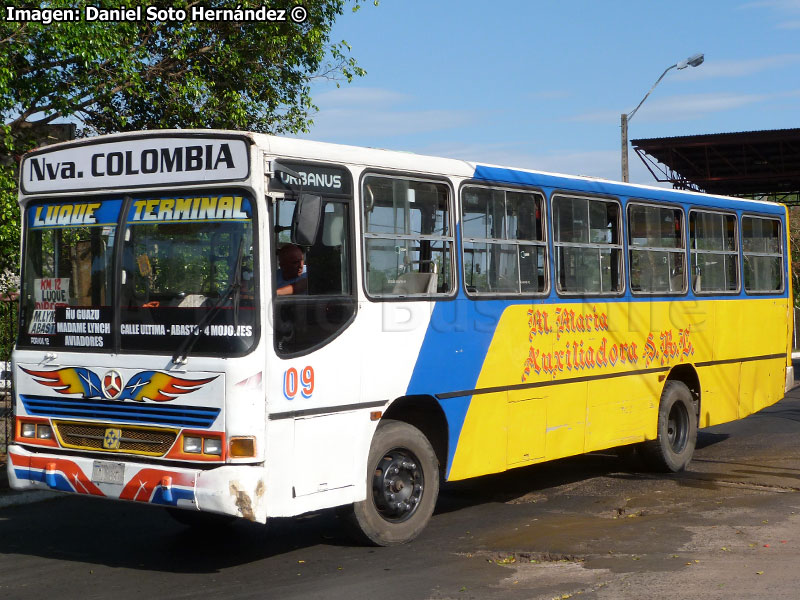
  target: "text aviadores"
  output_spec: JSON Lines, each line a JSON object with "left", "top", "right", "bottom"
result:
{"left": 130, "top": 196, "right": 249, "bottom": 222}
{"left": 64, "top": 335, "right": 104, "bottom": 347}
{"left": 32, "top": 203, "right": 101, "bottom": 227}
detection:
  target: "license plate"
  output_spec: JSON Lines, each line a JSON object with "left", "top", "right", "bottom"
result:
{"left": 92, "top": 461, "right": 125, "bottom": 485}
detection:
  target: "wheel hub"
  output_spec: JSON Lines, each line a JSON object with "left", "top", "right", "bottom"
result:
{"left": 667, "top": 402, "right": 689, "bottom": 453}
{"left": 372, "top": 449, "right": 424, "bottom": 522}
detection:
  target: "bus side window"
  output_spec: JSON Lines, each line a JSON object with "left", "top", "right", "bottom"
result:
{"left": 628, "top": 203, "right": 685, "bottom": 295}
{"left": 553, "top": 195, "right": 623, "bottom": 295}
{"left": 273, "top": 196, "right": 356, "bottom": 356}
{"left": 306, "top": 202, "right": 348, "bottom": 295}
{"left": 743, "top": 215, "right": 783, "bottom": 293}
{"left": 461, "top": 186, "right": 547, "bottom": 296}
{"left": 690, "top": 210, "right": 739, "bottom": 294}
{"left": 362, "top": 176, "right": 454, "bottom": 298}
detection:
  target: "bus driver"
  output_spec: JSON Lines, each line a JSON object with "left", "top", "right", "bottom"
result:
{"left": 276, "top": 243, "right": 308, "bottom": 295}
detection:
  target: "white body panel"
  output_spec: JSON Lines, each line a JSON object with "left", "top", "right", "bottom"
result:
{"left": 10, "top": 131, "right": 457, "bottom": 522}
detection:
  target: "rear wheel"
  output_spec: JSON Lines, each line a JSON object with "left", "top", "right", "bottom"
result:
{"left": 344, "top": 419, "right": 439, "bottom": 546}
{"left": 643, "top": 380, "right": 697, "bottom": 472}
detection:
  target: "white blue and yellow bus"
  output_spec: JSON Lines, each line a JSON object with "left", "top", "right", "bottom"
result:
{"left": 8, "top": 131, "right": 793, "bottom": 545}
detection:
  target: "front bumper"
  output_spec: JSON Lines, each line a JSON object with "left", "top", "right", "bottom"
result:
{"left": 7, "top": 444, "right": 267, "bottom": 522}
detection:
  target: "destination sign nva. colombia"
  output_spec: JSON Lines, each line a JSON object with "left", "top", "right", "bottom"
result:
{"left": 21, "top": 137, "right": 250, "bottom": 193}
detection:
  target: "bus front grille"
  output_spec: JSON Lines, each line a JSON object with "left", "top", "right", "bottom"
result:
{"left": 53, "top": 421, "right": 179, "bottom": 456}
{"left": 20, "top": 394, "right": 221, "bottom": 429}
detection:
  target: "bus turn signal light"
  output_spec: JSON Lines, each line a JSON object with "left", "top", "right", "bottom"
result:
{"left": 229, "top": 437, "right": 256, "bottom": 458}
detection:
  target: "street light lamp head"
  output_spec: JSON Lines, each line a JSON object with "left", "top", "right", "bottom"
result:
{"left": 621, "top": 52, "right": 704, "bottom": 182}
{"left": 677, "top": 53, "right": 705, "bottom": 70}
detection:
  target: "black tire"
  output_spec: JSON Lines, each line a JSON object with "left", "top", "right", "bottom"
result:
{"left": 643, "top": 380, "right": 698, "bottom": 472}
{"left": 344, "top": 419, "right": 439, "bottom": 546}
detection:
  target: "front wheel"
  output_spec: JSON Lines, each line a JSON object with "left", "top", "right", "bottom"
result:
{"left": 643, "top": 380, "right": 698, "bottom": 472}
{"left": 344, "top": 419, "right": 439, "bottom": 546}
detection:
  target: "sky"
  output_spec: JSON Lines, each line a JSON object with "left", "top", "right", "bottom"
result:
{"left": 300, "top": 0, "right": 800, "bottom": 185}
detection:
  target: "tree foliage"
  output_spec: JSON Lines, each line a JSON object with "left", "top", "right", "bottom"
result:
{"left": 0, "top": 0, "right": 369, "bottom": 274}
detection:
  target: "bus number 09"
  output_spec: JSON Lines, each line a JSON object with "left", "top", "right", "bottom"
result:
{"left": 284, "top": 366, "right": 315, "bottom": 400}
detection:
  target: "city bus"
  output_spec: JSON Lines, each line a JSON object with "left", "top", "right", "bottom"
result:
{"left": 7, "top": 131, "right": 793, "bottom": 545}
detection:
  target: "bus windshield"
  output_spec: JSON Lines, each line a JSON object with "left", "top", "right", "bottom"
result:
{"left": 18, "top": 192, "right": 258, "bottom": 356}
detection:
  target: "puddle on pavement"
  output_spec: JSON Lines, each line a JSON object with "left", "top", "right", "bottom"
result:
{"left": 485, "top": 510, "right": 691, "bottom": 562}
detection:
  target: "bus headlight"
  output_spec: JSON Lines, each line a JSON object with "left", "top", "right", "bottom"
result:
{"left": 17, "top": 419, "right": 56, "bottom": 446}
{"left": 182, "top": 434, "right": 223, "bottom": 456}
{"left": 203, "top": 438, "right": 222, "bottom": 456}
{"left": 183, "top": 436, "right": 203, "bottom": 453}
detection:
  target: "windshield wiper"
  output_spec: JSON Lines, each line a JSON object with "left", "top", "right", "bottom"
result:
{"left": 171, "top": 236, "right": 245, "bottom": 365}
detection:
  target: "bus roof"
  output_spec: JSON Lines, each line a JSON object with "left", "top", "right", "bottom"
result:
{"left": 20, "top": 129, "right": 786, "bottom": 215}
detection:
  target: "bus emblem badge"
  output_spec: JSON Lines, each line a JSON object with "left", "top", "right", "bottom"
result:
{"left": 102, "top": 370, "right": 124, "bottom": 400}
{"left": 103, "top": 428, "right": 121, "bottom": 450}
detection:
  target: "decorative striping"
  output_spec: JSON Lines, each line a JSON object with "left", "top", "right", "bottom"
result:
{"left": 21, "top": 394, "right": 220, "bottom": 428}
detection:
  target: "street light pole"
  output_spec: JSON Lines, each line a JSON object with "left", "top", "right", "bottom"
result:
{"left": 621, "top": 111, "right": 629, "bottom": 183}
{"left": 621, "top": 53, "right": 704, "bottom": 182}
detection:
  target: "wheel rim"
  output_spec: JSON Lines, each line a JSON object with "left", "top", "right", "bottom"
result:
{"left": 667, "top": 401, "right": 690, "bottom": 453}
{"left": 371, "top": 448, "right": 424, "bottom": 523}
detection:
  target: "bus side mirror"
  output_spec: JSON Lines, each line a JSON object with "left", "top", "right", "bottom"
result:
{"left": 292, "top": 193, "right": 322, "bottom": 246}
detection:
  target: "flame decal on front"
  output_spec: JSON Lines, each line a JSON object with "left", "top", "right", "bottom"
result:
{"left": 22, "top": 367, "right": 217, "bottom": 402}
{"left": 119, "top": 371, "right": 217, "bottom": 402}
{"left": 21, "top": 367, "right": 103, "bottom": 398}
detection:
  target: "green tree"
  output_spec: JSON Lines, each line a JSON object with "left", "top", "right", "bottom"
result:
{"left": 0, "top": 0, "right": 370, "bottom": 274}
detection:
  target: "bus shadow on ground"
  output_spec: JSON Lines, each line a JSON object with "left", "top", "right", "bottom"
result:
{"left": 436, "top": 430, "right": 732, "bottom": 516}
{"left": 437, "top": 450, "right": 654, "bottom": 515}
{"left": 750, "top": 402, "right": 800, "bottom": 423}
{"left": 0, "top": 495, "right": 360, "bottom": 572}
{"left": 0, "top": 403, "right": 783, "bottom": 571}
{"left": 696, "top": 431, "right": 730, "bottom": 449}
{"left": 0, "top": 447, "right": 718, "bottom": 572}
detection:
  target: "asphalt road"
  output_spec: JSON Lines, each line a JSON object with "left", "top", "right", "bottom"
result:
{"left": 3, "top": 388, "right": 800, "bottom": 600}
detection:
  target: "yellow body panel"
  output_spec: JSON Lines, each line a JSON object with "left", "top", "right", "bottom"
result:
{"left": 544, "top": 381, "right": 586, "bottom": 460}
{"left": 449, "top": 391, "right": 508, "bottom": 477}
{"left": 447, "top": 298, "right": 790, "bottom": 481}
{"left": 507, "top": 392, "right": 546, "bottom": 464}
